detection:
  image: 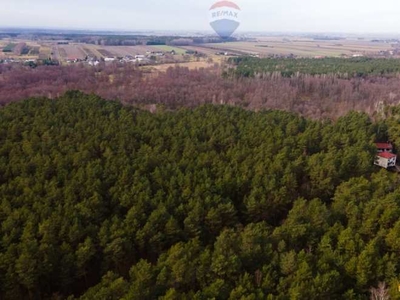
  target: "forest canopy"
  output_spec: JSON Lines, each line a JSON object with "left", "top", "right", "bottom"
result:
{"left": 2, "top": 92, "right": 400, "bottom": 299}
{"left": 230, "top": 57, "right": 400, "bottom": 78}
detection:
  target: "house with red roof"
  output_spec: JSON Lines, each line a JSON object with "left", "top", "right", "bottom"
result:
{"left": 375, "top": 142, "right": 397, "bottom": 169}
{"left": 376, "top": 143, "right": 393, "bottom": 153}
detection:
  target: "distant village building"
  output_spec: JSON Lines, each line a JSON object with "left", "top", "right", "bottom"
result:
{"left": 135, "top": 57, "right": 150, "bottom": 65}
{"left": 67, "top": 58, "right": 81, "bottom": 64}
{"left": 88, "top": 60, "right": 100, "bottom": 66}
{"left": 375, "top": 143, "right": 397, "bottom": 169}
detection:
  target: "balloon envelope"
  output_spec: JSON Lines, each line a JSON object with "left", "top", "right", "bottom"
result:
{"left": 209, "top": 1, "right": 241, "bottom": 38}
{"left": 210, "top": 19, "right": 240, "bottom": 39}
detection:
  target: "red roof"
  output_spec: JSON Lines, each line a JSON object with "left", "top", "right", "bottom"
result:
{"left": 376, "top": 143, "right": 393, "bottom": 149}
{"left": 378, "top": 152, "right": 397, "bottom": 159}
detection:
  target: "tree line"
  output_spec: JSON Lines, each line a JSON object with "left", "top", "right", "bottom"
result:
{"left": 229, "top": 57, "right": 400, "bottom": 78}
{"left": 4, "top": 62, "right": 400, "bottom": 119}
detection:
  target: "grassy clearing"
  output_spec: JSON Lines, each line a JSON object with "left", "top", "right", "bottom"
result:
{"left": 150, "top": 45, "right": 186, "bottom": 55}
{"left": 141, "top": 60, "right": 214, "bottom": 73}
{"left": 2, "top": 43, "right": 16, "bottom": 53}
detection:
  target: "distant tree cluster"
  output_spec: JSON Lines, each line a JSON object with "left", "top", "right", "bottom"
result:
{"left": 230, "top": 57, "right": 400, "bottom": 78}
{"left": 4, "top": 92, "right": 400, "bottom": 299}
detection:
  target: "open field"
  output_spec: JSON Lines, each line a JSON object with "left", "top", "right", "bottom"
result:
{"left": 97, "top": 48, "right": 114, "bottom": 58}
{"left": 29, "top": 47, "right": 40, "bottom": 56}
{"left": 179, "top": 45, "right": 235, "bottom": 64}
{"left": 181, "top": 45, "right": 223, "bottom": 56}
{"left": 103, "top": 45, "right": 187, "bottom": 56}
{"left": 122, "top": 45, "right": 164, "bottom": 54}
{"left": 200, "top": 38, "right": 395, "bottom": 57}
{"left": 151, "top": 45, "right": 187, "bottom": 54}
{"left": 0, "top": 40, "right": 47, "bottom": 60}
{"left": 57, "top": 45, "right": 86, "bottom": 60}
{"left": 196, "top": 43, "right": 254, "bottom": 55}
{"left": 2, "top": 43, "right": 16, "bottom": 53}
{"left": 79, "top": 45, "right": 105, "bottom": 58}
{"left": 141, "top": 60, "right": 215, "bottom": 73}
{"left": 0, "top": 36, "right": 398, "bottom": 65}
{"left": 0, "top": 40, "right": 73, "bottom": 61}
{"left": 103, "top": 46, "right": 134, "bottom": 57}
{"left": 74, "top": 45, "right": 174, "bottom": 58}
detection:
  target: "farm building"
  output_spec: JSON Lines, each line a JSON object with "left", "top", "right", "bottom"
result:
{"left": 375, "top": 152, "right": 397, "bottom": 169}
{"left": 374, "top": 142, "right": 397, "bottom": 169}
{"left": 88, "top": 60, "right": 100, "bottom": 66}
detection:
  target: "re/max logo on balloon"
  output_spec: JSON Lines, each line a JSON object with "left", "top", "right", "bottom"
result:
{"left": 211, "top": 11, "right": 239, "bottom": 19}
{"left": 209, "top": 1, "right": 241, "bottom": 39}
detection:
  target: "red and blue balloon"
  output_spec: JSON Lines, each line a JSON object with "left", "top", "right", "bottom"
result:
{"left": 209, "top": 1, "right": 241, "bottom": 38}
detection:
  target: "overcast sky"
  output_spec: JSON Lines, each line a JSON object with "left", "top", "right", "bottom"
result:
{"left": 1, "top": 0, "right": 400, "bottom": 33}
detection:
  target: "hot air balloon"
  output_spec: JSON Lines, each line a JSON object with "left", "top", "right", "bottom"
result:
{"left": 209, "top": 1, "right": 241, "bottom": 39}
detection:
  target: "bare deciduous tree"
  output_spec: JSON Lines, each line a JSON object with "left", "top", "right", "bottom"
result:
{"left": 2, "top": 63, "right": 400, "bottom": 119}
{"left": 370, "top": 282, "right": 390, "bottom": 300}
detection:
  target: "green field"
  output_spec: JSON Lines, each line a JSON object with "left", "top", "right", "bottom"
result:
{"left": 150, "top": 45, "right": 187, "bottom": 55}
{"left": 2, "top": 43, "right": 16, "bottom": 53}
